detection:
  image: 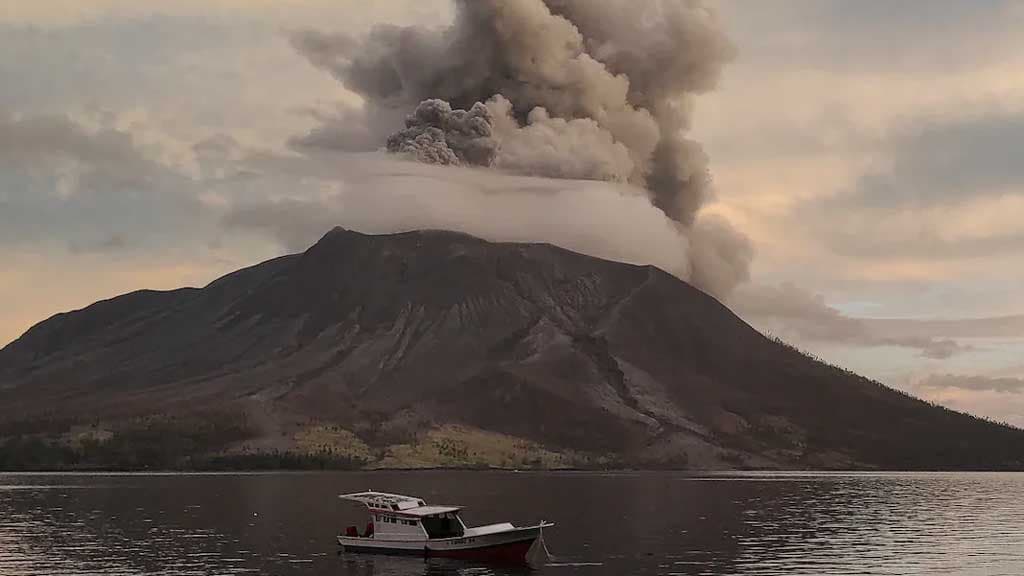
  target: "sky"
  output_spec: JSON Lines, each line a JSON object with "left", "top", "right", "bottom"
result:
{"left": 1, "top": 1, "right": 1023, "bottom": 426}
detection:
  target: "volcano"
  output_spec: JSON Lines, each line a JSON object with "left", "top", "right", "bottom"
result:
{"left": 1, "top": 228, "right": 1021, "bottom": 470}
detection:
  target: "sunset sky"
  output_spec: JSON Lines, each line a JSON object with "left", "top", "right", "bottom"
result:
{"left": 2, "top": 1, "right": 1022, "bottom": 425}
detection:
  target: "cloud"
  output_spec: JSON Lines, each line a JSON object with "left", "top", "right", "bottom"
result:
{"left": 695, "top": 0, "right": 1024, "bottom": 303}
{"left": 811, "top": 0, "right": 1021, "bottom": 71}
{"left": 845, "top": 113, "right": 1024, "bottom": 209}
{"left": 794, "top": 112, "right": 1024, "bottom": 263}
{"left": 809, "top": 211, "right": 1024, "bottom": 262}
{"left": 733, "top": 283, "right": 972, "bottom": 359}
{"left": 0, "top": 14, "right": 368, "bottom": 157}
{"left": 289, "top": 102, "right": 405, "bottom": 153}
{"left": 911, "top": 372, "right": 1024, "bottom": 427}
{"left": 0, "top": 113, "right": 204, "bottom": 252}
{"left": 0, "top": 17, "right": 228, "bottom": 116}
{"left": 917, "top": 374, "right": 1024, "bottom": 394}
{"left": 867, "top": 315, "right": 1024, "bottom": 340}
{"left": 223, "top": 151, "right": 697, "bottom": 280}
{"left": 0, "top": 1, "right": 453, "bottom": 29}
{"left": 720, "top": 0, "right": 1023, "bottom": 73}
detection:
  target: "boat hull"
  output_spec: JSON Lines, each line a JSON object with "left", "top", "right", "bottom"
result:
{"left": 338, "top": 524, "right": 547, "bottom": 564}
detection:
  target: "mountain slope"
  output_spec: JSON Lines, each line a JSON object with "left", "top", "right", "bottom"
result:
{"left": 2, "top": 228, "right": 1022, "bottom": 470}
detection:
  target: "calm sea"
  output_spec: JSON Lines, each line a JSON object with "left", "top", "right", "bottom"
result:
{"left": 1, "top": 471, "right": 1022, "bottom": 575}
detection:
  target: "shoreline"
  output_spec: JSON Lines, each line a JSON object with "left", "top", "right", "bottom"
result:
{"left": 3, "top": 466, "right": 1023, "bottom": 474}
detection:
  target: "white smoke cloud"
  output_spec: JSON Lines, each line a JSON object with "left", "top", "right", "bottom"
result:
{"left": 225, "top": 151, "right": 693, "bottom": 279}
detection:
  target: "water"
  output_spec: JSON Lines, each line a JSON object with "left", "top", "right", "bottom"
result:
{"left": 1, "top": 471, "right": 1022, "bottom": 575}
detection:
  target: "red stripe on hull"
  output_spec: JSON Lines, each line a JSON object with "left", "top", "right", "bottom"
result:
{"left": 429, "top": 538, "right": 536, "bottom": 563}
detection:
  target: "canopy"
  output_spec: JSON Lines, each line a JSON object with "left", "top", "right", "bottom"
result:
{"left": 339, "top": 491, "right": 462, "bottom": 516}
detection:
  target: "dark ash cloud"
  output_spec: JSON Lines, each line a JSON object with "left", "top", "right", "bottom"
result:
{"left": 386, "top": 99, "right": 497, "bottom": 166}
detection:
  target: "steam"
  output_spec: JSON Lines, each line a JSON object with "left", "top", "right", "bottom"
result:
{"left": 290, "top": 0, "right": 750, "bottom": 297}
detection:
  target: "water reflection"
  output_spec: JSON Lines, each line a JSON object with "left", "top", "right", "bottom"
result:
{"left": 0, "top": 471, "right": 1022, "bottom": 575}
{"left": 340, "top": 555, "right": 536, "bottom": 576}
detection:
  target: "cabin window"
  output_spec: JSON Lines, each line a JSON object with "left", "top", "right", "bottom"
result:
{"left": 421, "top": 513, "right": 464, "bottom": 539}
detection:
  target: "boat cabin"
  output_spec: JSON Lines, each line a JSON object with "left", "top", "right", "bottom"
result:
{"left": 340, "top": 491, "right": 467, "bottom": 541}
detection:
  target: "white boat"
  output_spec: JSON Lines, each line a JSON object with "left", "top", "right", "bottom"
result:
{"left": 337, "top": 491, "right": 553, "bottom": 564}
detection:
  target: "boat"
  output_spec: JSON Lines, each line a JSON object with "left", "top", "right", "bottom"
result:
{"left": 337, "top": 491, "right": 553, "bottom": 564}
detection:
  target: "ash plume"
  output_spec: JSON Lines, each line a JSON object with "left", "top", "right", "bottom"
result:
{"left": 386, "top": 99, "right": 498, "bottom": 166}
{"left": 290, "top": 0, "right": 750, "bottom": 297}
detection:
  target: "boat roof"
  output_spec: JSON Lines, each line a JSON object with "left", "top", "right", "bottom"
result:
{"left": 338, "top": 491, "right": 462, "bottom": 517}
